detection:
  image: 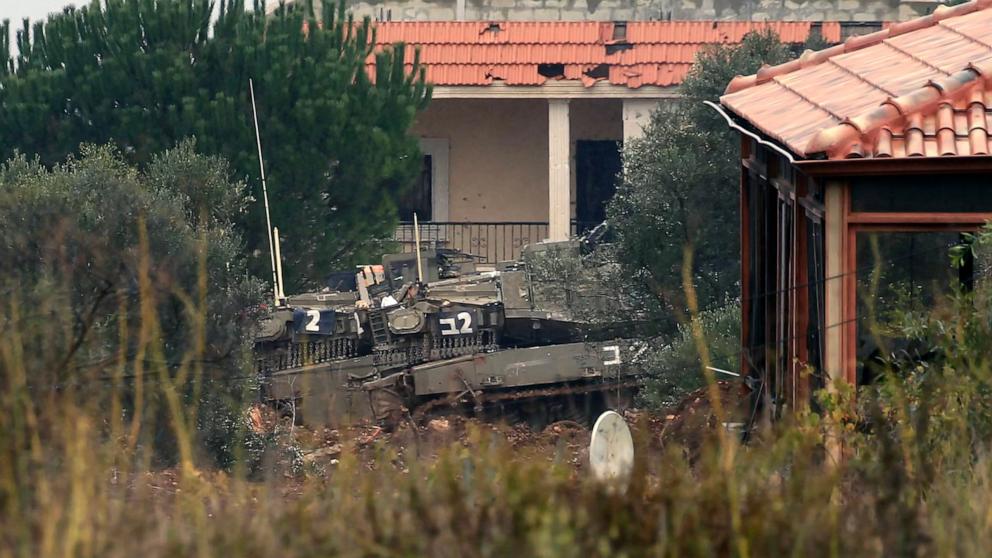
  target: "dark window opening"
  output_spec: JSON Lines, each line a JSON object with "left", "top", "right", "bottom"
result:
{"left": 611, "top": 21, "right": 627, "bottom": 41}
{"left": 851, "top": 174, "right": 992, "bottom": 213}
{"left": 805, "top": 214, "right": 826, "bottom": 402}
{"left": 537, "top": 63, "right": 565, "bottom": 78}
{"left": 840, "top": 21, "right": 883, "bottom": 40}
{"left": 774, "top": 190, "right": 796, "bottom": 416}
{"left": 743, "top": 153, "right": 826, "bottom": 416}
{"left": 399, "top": 154, "right": 432, "bottom": 221}
{"left": 744, "top": 171, "right": 772, "bottom": 380}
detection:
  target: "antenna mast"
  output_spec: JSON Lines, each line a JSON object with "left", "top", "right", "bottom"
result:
{"left": 413, "top": 212, "right": 424, "bottom": 283}
{"left": 249, "top": 78, "right": 282, "bottom": 307}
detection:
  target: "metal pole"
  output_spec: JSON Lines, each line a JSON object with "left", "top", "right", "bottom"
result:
{"left": 706, "top": 366, "right": 741, "bottom": 377}
{"left": 413, "top": 212, "right": 424, "bottom": 283}
{"left": 249, "top": 78, "right": 281, "bottom": 307}
{"left": 273, "top": 227, "right": 287, "bottom": 304}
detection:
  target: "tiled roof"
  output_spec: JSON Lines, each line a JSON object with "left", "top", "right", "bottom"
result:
{"left": 720, "top": 0, "right": 992, "bottom": 160}
{"left": 368, "top": 21, "right": 841, "bottom": 89}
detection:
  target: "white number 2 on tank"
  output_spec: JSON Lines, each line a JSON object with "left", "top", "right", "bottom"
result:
{"left": 305, "top": 310, "right": 321, "bottom": 332}
{"left": 440, "top": 312, "right": 474, "bottom": 335}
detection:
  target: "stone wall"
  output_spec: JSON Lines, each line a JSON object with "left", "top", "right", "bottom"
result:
{"left": 343, "top": 0, "right": 938, "bottom": 22}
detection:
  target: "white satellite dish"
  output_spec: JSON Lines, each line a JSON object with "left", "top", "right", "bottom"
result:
{"left": 589, "top": 410, "right": 634, "bottom": 490}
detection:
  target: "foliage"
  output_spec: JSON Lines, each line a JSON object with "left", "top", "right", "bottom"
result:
{"left": 608, "top": 111, "right": 739, "bottom": 329}
{"left": 0, "top": 144, "right": 265, "bottom": 469}
{"left": 0, "top": 0, "right": 431, "bottom": 290}
{"left": 863, "top": 224, "right": 992, "bottom": 456}
{"left": 679, "top": 30, "right": 793, "bottom": 136}
{"left": 609, "top": 30, "right": 794, "bottom": 323}
{"left": 520, "top": 240, "right": 634, "bottom": 325}
{"left": 4, "top": 229, "right": 992, "bottom": 555}
{"left": 801, "top": 28, "right": 832, "bottom": 52}
{"left": 639, "top": 302, "right": 741, "bottom": 409}
{"left": 605, "top": 31, "right": 795, "bottom": 391}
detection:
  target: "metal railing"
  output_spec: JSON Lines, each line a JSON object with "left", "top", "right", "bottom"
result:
{"left": 393, "top": 221, "right": 549, "bottom": 263}
{"left": 393, "top": 220, "right": 602, "bottom": 263}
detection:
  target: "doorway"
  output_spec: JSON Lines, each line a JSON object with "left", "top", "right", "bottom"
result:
{"left": 575, "top": 140, "right": 621, "bottom": 234}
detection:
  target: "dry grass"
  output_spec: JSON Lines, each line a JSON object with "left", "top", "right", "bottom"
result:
{"left": 4, "top": 228, "right": 992, "bottom": 558}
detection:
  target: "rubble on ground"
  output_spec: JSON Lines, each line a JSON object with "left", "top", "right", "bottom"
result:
{"left": 255, "top": 381, "right": 746, "bottom": 478}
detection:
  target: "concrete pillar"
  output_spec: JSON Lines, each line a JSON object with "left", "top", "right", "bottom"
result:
{"left": 622, "top": 99, "right": 659, "bottom": 141}
{"left": 456, "top": 0, "right": 466, "bottom": 20}
{"left": 548, "top": 99, "right": 571, "bottom": 241}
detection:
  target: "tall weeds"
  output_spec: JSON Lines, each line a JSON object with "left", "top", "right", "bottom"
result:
{"left": 6, "top": 153, "right": 992, "bottom": 557}
{"left": 5, "top": 245, "right": 992, "bottom": 558}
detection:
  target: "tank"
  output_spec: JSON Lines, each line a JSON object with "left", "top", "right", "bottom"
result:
{"left": 253, "top": 231, "right": 644, "bottom": 428}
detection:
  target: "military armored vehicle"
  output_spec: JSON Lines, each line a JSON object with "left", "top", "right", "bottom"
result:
{"left": 253, "top": 234, "right": 644, "bottom": 428}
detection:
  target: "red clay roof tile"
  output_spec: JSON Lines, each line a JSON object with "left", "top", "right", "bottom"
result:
{"left": 371, "top": 20, "right": 836, "bottom": 89}
{"left": 721, "top": 0, "right": 992, "bottom": 159}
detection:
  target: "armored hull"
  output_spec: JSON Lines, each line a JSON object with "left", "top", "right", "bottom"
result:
{"left": 254, "top": 241, "right": 643, "bottom": 427}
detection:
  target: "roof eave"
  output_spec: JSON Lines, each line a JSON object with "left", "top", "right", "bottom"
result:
{"left": 793, "top": 155, "right": 992, "bottom": 177}
{"left": 431, "top": 82, "right": 682, "bottom": 99}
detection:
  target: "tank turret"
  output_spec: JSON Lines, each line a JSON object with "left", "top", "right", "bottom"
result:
{"left": 254, "top": 234, "right": 644, "bottom": 427}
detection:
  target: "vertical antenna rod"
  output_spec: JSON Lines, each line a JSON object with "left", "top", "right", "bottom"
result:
{"left": 249, "top": 78, "right": 281, "bottom": 307}
{"left": 413, "top": 212, "right": 424, "bottom": 283}
{"left": 273, "top": 227, "right": 287, "bottom": 304}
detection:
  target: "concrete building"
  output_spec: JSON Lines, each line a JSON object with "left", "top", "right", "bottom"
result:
{"left": 375, "top": 20, "right": 839, "bottom": 260}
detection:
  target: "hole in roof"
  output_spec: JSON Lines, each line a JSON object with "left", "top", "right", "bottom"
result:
{"left": 481, "top": 22, "right": 502, "bottom": 35}
{"left": 584, "top": 64, "right": 609, "bottom": 80}
{"left": 537, "top": 63, "right": 566, "bottom": 78}
{"left": 839, "top": 21, "right": 883, "bottom": 40}
{"left": 605, "top": 43, "right": 632, "bottom": 56}
{"left": 612, "top": 21, "right": 627, "bottom": 41}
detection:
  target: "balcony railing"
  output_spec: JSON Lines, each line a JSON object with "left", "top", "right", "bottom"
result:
{"left": 393, "top": 221, "right": 549, "bottom": 263}
{"left": 393, "top": 220, "right": 600, "bottom": 263}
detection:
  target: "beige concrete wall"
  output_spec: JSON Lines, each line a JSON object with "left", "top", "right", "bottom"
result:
{"left": 570, "top": 98, "right": 623, "bottom": 142}
{"left": 412, "top": 99, "right": 550, "bottom": 223}
{"left": 411, "top": 97, "right": 626, "bottom": 224}
{"left": 344, "top": 0, "right": 928, "bottom": 23}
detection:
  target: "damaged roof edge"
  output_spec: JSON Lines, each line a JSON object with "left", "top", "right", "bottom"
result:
{"left": 371, "top": 20, "right": 841, "bottom": 89}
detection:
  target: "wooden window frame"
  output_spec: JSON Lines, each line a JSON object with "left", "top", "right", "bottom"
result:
{"left": 841, "top": 185, "right": 992, "bottom": 385}
{"left": 741, "top": 143, "right": 825, "bottom": 412}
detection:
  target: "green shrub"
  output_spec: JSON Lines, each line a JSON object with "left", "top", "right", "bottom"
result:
{"left": 639, "top": 302, "right": 741, "bottom": 410}
{"left": 0, "top": 143, "right": 263, "bottom": 471}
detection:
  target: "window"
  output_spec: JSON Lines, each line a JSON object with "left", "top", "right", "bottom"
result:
{"left": 854, "top": 231, "right": 972, "bottom": 385}
{"left": 742, "top": 150, "right": 826, "bottom": 413}
{"left": 851, "top": 174, "right": 992, "bottom": 213}
{"left": 398, "top": 138, "right": 449, "bottom": 223}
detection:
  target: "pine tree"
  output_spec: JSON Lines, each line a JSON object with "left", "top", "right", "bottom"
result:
{"left": 0, "top": 0, "right": 431, "bottom": 290}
